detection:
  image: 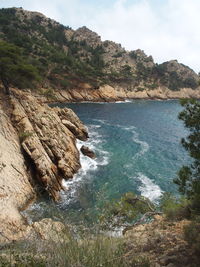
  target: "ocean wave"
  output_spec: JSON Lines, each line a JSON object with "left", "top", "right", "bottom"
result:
{"left": 115, "top": 101, "right": 125, "bottom": 103}
{"left": 115, "top": 125, "right": 149, "bottom": 160}
{"left": 61, "top": 124, "right": 110, "bottom": 205}
{"left": 132, "top": 131, "right": 149, "bottom": 159}
{"left": 87, "top": 122, "right": 150, "bottom": 172}
{"left": 93, "top": 121, "right": 149, "bottom": 160}
{"left": 136, "top": 172, "right": 163, "bottom": 202}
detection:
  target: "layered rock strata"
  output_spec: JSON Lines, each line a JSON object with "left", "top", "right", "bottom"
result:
{"left": 46, "top": 85, "right": 200, "bottom": 103}
{"left": 0, "top": 89, "right": 89, "bottom": 242}
{"left": 0, "top": 96, "right": 35, "bottom": 242}
{"left": 11, "top": 89, "right": 88, "bottom": 201}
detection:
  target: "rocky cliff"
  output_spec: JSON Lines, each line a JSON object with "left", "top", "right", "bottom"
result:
{"left": 50, "top": 85, "right": 200, "bottom": 103}
{"left": 0, "top": 7, "right": 200, "bottom": 101}
{"left": 124, "top": 215, "right": 196, "bottom": 266}
{"left": 0, "top": 88, "right": 88, "bottom": 242}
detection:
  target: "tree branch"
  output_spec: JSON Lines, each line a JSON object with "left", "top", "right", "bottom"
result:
{"left": 122, "top": 211, "right": 163, "bottom": 235}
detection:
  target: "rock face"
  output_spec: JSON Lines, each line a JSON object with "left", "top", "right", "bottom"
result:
{"left": 0, "top": 88, "right": 88, "bottom": 242}
{"left": 11, "top": 89, "right": 88, "bottom": 201}
{"left": 124, "top": 216, "right": 192, "bottom": 266}
{"left": 80, "top": 145, "right": 96, "bottom": 159}
{"left": 0, "top": 94, "right": 35, "bottom": 243}
{"left": 1, "top": 7, "right": 200, "bottom": 97}
{"left": 52, "top": 85, "right": 200, "bottom": 103}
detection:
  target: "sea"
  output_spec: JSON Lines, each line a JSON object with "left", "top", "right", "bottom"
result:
{"left": 25, "top": 100, "right": 190, "bottom": 225}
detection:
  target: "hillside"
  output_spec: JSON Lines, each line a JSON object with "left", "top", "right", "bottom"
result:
{"left": 0, "top": 7, "right": 200, "bottom": 100}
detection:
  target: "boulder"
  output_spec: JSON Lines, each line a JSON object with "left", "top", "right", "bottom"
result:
{"left": 80, "top": 145, "right": 96, "bottom": 159}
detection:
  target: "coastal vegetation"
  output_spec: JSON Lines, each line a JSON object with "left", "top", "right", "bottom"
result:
{"left": 0, "top": 7, "right": 199, "bottom": 94}
{"left": 0, "top": 40, "right": 40, "bottom": 94}
{"left": 1, "top": 6, "right": 200, "bottom": 267}
{"left": 1, "top": 98, "right": 200, "bottom": 266}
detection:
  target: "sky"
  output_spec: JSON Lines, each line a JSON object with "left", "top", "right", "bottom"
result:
{"left": 0, "top": 0, "right": 199, "bottom": 73}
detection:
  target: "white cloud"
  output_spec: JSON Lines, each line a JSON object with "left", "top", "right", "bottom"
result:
{"left": 1, "top": 0, "right": 200, "bottom": 72}
{"left": 85, "top": 0, "right": 200, "bottom": 72}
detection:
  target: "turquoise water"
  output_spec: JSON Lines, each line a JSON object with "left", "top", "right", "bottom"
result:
{"left": 26, "top": 100, "right": 190, "bottom": 223}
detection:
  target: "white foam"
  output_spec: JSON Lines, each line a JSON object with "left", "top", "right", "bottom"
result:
{"left": 137, "top": 172, "right": 163, "bottom": 202}
{"left": 132, "top": 131, "right": 149, "bottom": 159}
{"left": 116, "top": 125, "right": 149, "bottom": 159}
{"left": 61, "top": 124, "right": 110, "bottom": 205}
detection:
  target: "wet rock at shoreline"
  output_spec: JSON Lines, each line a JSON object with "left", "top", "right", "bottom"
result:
{"left": 80, "top": 145, "right": 96, "bottom": 159}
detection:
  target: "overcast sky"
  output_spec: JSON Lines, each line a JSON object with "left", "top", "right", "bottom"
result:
{"left": 0, "top": 0, "right": 199, "bottom": 73}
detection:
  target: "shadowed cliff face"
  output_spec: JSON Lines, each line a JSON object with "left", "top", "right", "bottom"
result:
{"left": 0, "top": 88, "right": 88, "bottom": 242}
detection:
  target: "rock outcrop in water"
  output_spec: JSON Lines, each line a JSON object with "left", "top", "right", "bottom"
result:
{"left": 80, "top": 145, "right": 96, "bottom": 159}
{"left": 0, "top": 88, "right": 89, "bottom": 242}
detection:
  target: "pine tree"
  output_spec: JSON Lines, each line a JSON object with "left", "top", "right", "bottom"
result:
{"left": 0, "top": 40, "right": 40, "bottom": 95}
{"left": 174, "top": 99, "right": 200, "bottom": 212}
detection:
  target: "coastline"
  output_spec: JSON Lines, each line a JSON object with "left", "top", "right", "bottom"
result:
{"left": 38, "top": 85, "right": 200, "bottom": 104}
{"left": 0, "top": 84, "right": 199, "bottom": 242}
{"left": 0, "top": 88, "right": 89, "bottom": 243}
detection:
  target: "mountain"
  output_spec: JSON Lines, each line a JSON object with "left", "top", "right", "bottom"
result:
{"left": 0, "top": 7, "right": 199, "bottom": 100}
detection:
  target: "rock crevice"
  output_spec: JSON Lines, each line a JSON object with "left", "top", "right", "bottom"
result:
{"left": 0, "top": 89, "right": 89, "bottom": 242}
{"left": 11, "top": 89, "right": 88, "bottom": 201}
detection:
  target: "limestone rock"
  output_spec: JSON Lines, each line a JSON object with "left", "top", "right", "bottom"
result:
{"left": 80, "top": 145, "right": 96, "bottom": 159}
{"left": 74, "top": 26, "right": 102, "bottom": 49}
{"left": 53, "top": 85, "right": 200, "bottom": 103}
{"left": 54, "top": 107, "right": 88, "bottom": 141}
{"left": 31, "top": 218, "right": 66, "bottom": 241}
{"left": 0, "top": 97, "right": 35, "bottom": 243}
{"left": 11, "top": 89, "right": 88, "bottom": 201}
{"left": 3, "top": 7, "right": 200, "bottom": 97}
{"left": 124, "top": 216, "right": 191, "bottom": 266}
{"left": 0, "top": 88, "right": 89, "bottom": 242}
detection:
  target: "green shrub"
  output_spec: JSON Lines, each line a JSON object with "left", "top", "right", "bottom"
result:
{"left": 112, "top": 51, "right": 124, "bottom": 58}
{"left": 99, "top": 192, "right": 155, "bottom": 228}
{"left": 159, "top": 192, "right": 191, "bottom": 220}
{"left": 148, "top": 83, "right": 158, "bottom": 90}
{"left": 136, "top": 87, "right": 145, "bottom": 92}
{"left": 41, "top": 88, "right": 57, "bottom": 100}
{"left": 129, "top": 51, "right": 137, "bottom": 59}
{"left": 19, "top": 131, "right": 33, "bottom": 142}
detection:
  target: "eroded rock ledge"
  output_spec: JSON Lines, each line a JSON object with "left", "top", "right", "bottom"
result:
{"left": 42, "top": 85, "right": 200, "bottom": 103}
{"left": 11, "top": 89, "right": 88, "bottom": 201}
{"left": 0, "top": 89, "right": 88, "bottom": 242}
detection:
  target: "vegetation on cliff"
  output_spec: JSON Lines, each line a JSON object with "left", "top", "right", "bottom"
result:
{"left": 0, "top": 7, "right": 199, "bottom": 93}
{"left": 0, "top": 40, "right": 40, "bottom": 94}
{"left": 175, "top": 99, "right": 200, "bottom": 211}
{"left": 1, "top": 7, "right": 200, "bottom": 265}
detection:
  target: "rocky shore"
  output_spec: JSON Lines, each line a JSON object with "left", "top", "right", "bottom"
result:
{"left": 1, "top": 88, "right": 199, "bottom": 266}
{"left": 0, "top": 88, "right": 89, "bottom": 242}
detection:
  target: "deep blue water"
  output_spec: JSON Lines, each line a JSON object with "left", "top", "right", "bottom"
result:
{"left": 26, "top": 100, "right": 190, "bottom": 223}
